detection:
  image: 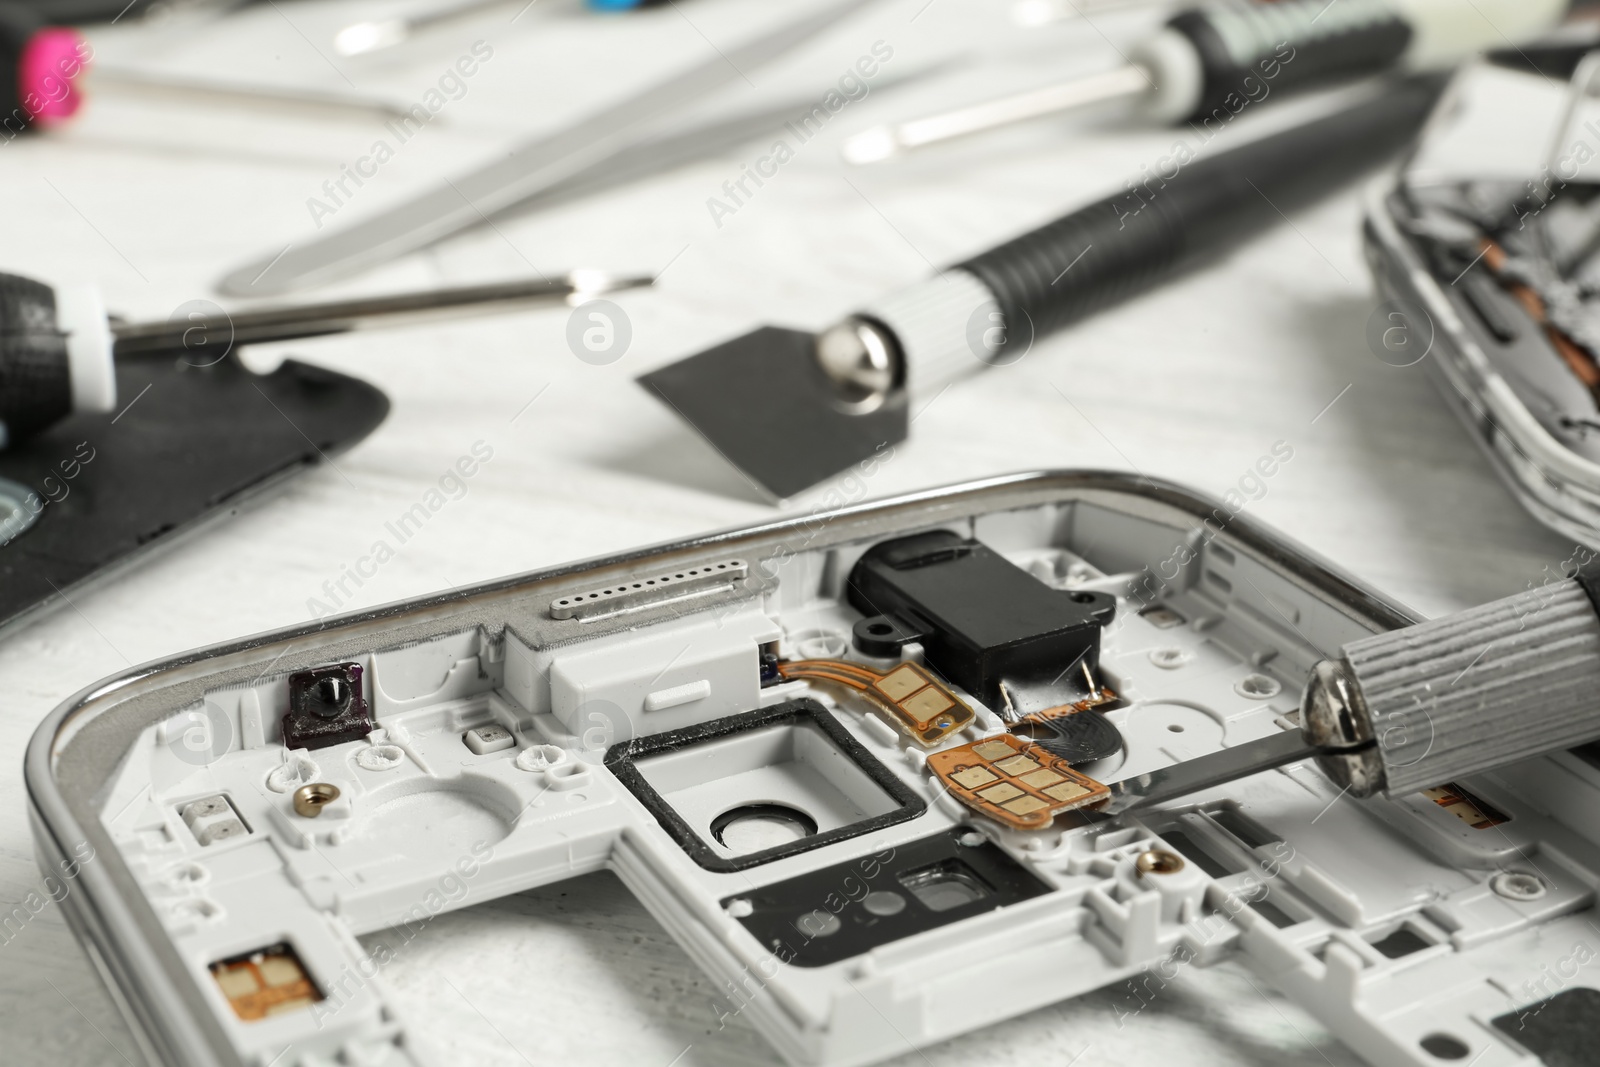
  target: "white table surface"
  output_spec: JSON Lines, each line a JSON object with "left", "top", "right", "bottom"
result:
{"left": 0, "top": 0, "right": 1575, "bottom": 1063}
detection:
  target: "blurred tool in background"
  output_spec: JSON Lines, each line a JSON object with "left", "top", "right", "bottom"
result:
{"left": 220, "top": 0, "right": 891, "bottom": 296}
{"left": 644, "top": 78, "right": 1444, "bottom": 499}
{"left": 335, "top": 0, "right": 669, "bottom": 57}
{"left": 1012, "top": 0, "right": 1165, "bottom": 25}
{"left": 844, "top": 0, "right": 1581, "bottom": 163}
{"left": 10, "top": 0, "right": 661, "bottom": 25}
{"left": 336, "top": 0, "right": 521, "bottom": 56}
{"left": 0, "top": 271, "right": 648, "bottom": 447}
{"left": 0, "top": 3, "right": 431, "bottom": 129}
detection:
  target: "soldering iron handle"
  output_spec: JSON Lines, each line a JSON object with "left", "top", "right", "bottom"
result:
{"left": 1305, "top": 577, "right": 1600, "bottom": 797}
{"left": 1140, "top": 0, "right": 1411, "bottom": 124}
{"left": 954, "top": 76, "right": 1443, "bottom": 348}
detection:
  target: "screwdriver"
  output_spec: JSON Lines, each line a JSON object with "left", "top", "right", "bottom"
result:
{"left": 0, "top": 271, "right": 647, "bottom": 448}
{"left": 643, "top": 76, "right": 1444, "bottom": 500}
{"left": 842, "top": 0, "right": 1576, "bottom": 163}
{"left": 1102, "top": 575, "right": 1600, "bottom": 813}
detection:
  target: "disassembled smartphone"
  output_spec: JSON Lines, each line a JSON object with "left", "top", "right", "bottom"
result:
{"left": 27, "top": 473, "right": 1600, "bottom": 1067}
{"left": 1367, "top": 48, "right": 1600, "bottom": 550}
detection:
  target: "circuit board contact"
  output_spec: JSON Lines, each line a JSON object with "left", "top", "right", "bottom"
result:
{"left": 930, "top": 734, "right": 1109, "bottom": 830}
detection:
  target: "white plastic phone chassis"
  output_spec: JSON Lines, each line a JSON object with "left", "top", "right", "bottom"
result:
{"left": 25, "top": 471, "right": 1600, "bottom": 1067}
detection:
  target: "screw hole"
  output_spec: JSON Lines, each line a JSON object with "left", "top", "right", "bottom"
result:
{"left": 1234, "top": 672, "right": 1282, "bottom": 699}
{"left": 1419, "top": 1034, "right": 1470, "bottom": 1060}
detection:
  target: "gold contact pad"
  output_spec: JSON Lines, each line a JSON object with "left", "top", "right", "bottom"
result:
{"left": 1003, "top": 795, "right": 1051, "bottom": 816}
{"left": 977, "top": 782, "right": 1025, "bottom": 803}
{"left": 928, "top": 734, "right": 1109, "bottom": 831}
{"left": 952, "top": 766, "right": 999, "bottom": 789}
{"left": 778, "top": 659, "right": 975, "bottom": 746}
{"left": 875, "top": 664, "right": 925, "bottom": 701}
{"left": 994, "top": 754, "right": 1039, "bottom": 776}
{"left": 210, "top": 944, "right": 322, "bottom": 1022}
{"left": 867, "top": 663, "right": 971, "bottom": 741}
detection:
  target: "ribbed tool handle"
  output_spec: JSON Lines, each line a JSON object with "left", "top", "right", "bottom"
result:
{"left": 1170, "top": 0, "right": 1412, "bottom": 123}
{"left": 1343, "top": 579, "right": 1600, "bottom": 795}
{"left": 954, "top": 77, "right": 1442, "bottom": 344}
{"left": 0, "top": 272, "right": 73, "bottom": 443}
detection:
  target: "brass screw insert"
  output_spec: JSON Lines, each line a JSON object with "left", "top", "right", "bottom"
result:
{"left": 292, "top": 782, "right": 340, "bottom": 818}
{"left": 1134, "top": 849, "right": 1185, "bottom": 878}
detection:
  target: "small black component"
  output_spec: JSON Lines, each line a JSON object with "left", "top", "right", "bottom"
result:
{"left": 282, "top": 662, "right": 371, "bottom": 751}
{"left": 1492, "top": 987, "right": 1600, "bottom": 1067}
{"left": 758, "top": 648, "right": 781, "bottom": 687}
{"left": 851, "top": 612, "right": 928, "bottom": 658}
{"left": 846, "top": 531, "right": 1115, "bottom": 707}
{"left": 724, "top": 827, "right": 1051, "bottom": 968}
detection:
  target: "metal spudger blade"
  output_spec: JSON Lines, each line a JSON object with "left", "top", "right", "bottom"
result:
{"left": 639, "top": 327, "right": 907, "bottom": 501}
{"left": 1096, "top": 729, "right": 1315, "bottom": 817}
{"left": 219, "top": 0, "right": 874, "bottom": 297}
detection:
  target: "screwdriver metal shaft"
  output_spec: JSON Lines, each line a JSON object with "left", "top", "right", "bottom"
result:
{"left": 111, "top": 272, "right": 650, "bottom": 357}
{"left": 1100, "top": 575, "right": 1600, "bottom": 814}
{"left": 0, "top": 270, "right": 648, "bottom": 450}
{"left": 843, "top": 65, "right": 1148, "bottom": 164}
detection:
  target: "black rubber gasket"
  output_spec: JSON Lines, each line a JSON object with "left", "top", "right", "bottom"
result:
{"left": 723, "top": 826, "right": 1052, "bottom": 968}
{"left": 1491, "top": 987, "right": 1600, "bottom": 1066}
{"left": 604, "top": 697, "right": 927, "bottom": 873}
{"left": 710, "top": 803, "right": 818, "bottom": 847}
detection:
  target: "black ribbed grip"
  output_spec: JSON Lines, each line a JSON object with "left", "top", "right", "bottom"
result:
{"left": 954, "top": 77, "right": 1442, "bottom": 343}
{"left": 1172, "top": 0, "right": 1411, "bottom": 124}
{"left": 0, "top": 272, "right": 72, "bottom": 444}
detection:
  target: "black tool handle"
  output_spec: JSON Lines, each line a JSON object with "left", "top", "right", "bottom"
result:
{"left": 955, "top": 77, "right": 1443, "bottom": 343}
{"left": 1167, "top": 0, "right": 1413, "bottom": 123}
{"left": 0, "top": 272, "right": 73, "bottom": 444}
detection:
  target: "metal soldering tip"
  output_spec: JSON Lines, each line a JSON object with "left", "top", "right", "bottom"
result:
{"left": 839, "top": 65, "right": 1150, "bottom": 163}
{"left": 841, "top": 126, "right": 903, "bottom": 165}
{"left": 335, "top": 20, "right": 408, "bottom": 56}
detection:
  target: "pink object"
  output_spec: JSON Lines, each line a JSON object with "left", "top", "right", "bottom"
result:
{"left": 18, "top": 28, "right": 89, "bottom": 126}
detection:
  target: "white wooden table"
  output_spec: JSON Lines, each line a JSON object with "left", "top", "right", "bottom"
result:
{"left": 0, "top": 0, "right": 1572, "bottom": 1062}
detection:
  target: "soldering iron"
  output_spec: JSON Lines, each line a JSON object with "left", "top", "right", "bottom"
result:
{"left": 845, "top": 0, "right": 1589, "bottom": 163}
